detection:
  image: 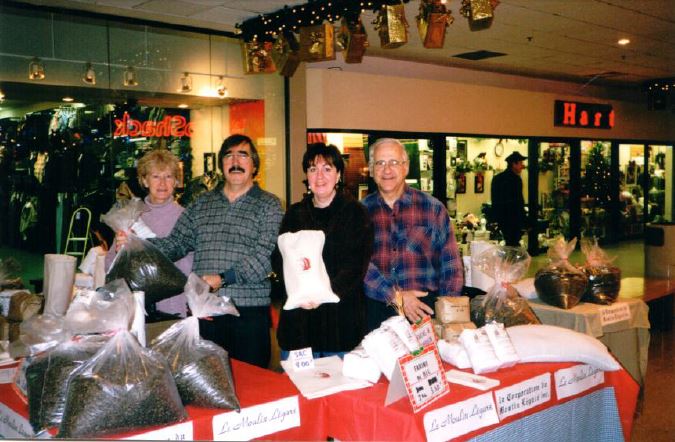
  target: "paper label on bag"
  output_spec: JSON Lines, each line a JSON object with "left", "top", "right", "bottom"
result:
{"left": 412, "top": 316, "right": 436, "bottom": 347}
{"left": 398, "top": 344, "right": 449, "bottom": 413}
{"left": 289, "top": 347, "right": 315, "bottom": 371}
{"left": 554, "top": 364, "right": 604, "bottom": 399}
{"left": 124, "top": 422, "right": 193, "bottom": 440}
{"left": 495, "top": 373, "right": 551, "bottom": 419}
{"left": 423, "top": 392, "right": 499, "bottom": 442}
{"left": 0, "top": 365, "right": 17, "bottom": 384}
{"left": 599, "top": 303, "right": 631, "bottom": 326}
{"left": 212, "top": 396, "right": 300, "bottom": 441}
{"left": 0, "top": 402, "right": 34, "bottom": 438}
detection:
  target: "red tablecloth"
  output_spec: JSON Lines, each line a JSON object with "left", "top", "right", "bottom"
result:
{"left": 323, "top": 361, "right": 639, "bottom": 441}
{"left": 0, "top": 359, "right": 327, "bottom": 440}
{"left": 0, "top": 359, "right": 638, "bottom": 441}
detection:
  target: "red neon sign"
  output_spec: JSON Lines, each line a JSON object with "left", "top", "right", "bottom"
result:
{"left": 114, "top": 112, "right": 194, "bottom": 137}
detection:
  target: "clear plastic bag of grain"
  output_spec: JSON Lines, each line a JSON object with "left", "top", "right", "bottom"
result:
{"left": 579, "top": 237, "right": 621, "bottom": 305}
{"left": 26, "top": 335, "right": 108, "bottom": 432}
{"left": 470, "top": 245, "right": 540, "bottom": 327}
{"left": 58, "top": 330, "right": 186, "bottom": 438}
{"left": 534, "top": 237, "right": 588, "bottom": 309}
{"left": 102, "top": 199, "right": 187, "bottom": 306}
{"left": 64, "top": 278, "right": 135, "bottom": 336}
{"left": 151, "top": 274, "right": 240, "bottom": 410}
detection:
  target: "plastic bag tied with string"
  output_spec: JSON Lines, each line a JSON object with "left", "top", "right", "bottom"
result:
{"left": 102, "top": 199, "right": 187, "bottom": 306}
{"left": 58, "top": 330, "right": 186, "bottom": 438}
{"left": 534, "top": 236, "right": 588, "bottom": 309}
{"left": 470, "top": 245, "right": 540, "bottom": 327}
{"left": 151, "top": 273, "right": 240, "bottom": 410}
{"left": 65, "top": 278, "right": 135, "bottom": 336}
{"left": 580, "top": 237, "right": 621, "bottom": 305}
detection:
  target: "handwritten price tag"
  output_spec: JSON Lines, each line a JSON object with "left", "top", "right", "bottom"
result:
{"left": 398, "top": 344, "right": 449, "bottom": 413}
{"left": 289, "top": 347, "right": 315, "bottom": 371}
{"left": 123, "top": 422, "right": 193, "bottom": 440}
{"left": 599, "top": 303, "right": 631, "bottom": 326}
{"left": 412, "top": 316, "right": 437, "bottom": 346}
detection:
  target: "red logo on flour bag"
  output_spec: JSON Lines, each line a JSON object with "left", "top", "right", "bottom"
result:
{"left": 299, "top": 257, "right": 311, "bottom": 271}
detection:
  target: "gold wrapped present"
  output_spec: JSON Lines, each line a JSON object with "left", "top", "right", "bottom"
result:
{"left": 299, "top": 23, "right": 335, "bottom": 62}
{"left": 417, "top": 0, "right": 453, "bottom": 49}
{"left": 271, "top": 32, "right": 300, "bottom": 77}
{"left": 241, "top": 40, "right": 276, "bottom": 75}
{"left": 338, "top": 17, "right": 369, "bottom": 64}
{"left": 460, "top": 0, "right": 495, "bottom": 31}
{"left": 373, "top": 3, "right": 409, "bottom": 49}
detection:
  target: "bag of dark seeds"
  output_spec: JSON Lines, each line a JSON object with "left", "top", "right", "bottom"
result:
{"left": 534, "top": 237, "right": 588, "bottom": 309}
{"left": 58, "top": 330, "right": 186, "bottom": 438}
{"left": 26, "top": 335, "right": 108, "bottom": 432}
{"left": 579, "top": 238, "right": 621, "bottom": 305}
{"left": 102, "top": 200, "right": 187, "bottom": 305}
{"left": 151, "top": 274, "right": 240, "bottom": 410}
{"left": 471, "top": 245, "right": 540, "bottom": 327}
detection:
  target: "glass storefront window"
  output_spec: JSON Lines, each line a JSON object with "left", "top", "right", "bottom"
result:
{"left": 580, "top": 140, "right": 611, "bottom": 242}
{"left": 538, "top": 142, "right": 571, "bottom": 244}
{"left": 647, "top": 145, "right": 673, "bottom": 223}
{"left": 618, "top": 144, "right": 645, "bottom": 238}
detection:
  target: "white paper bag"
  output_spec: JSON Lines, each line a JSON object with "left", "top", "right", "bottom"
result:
{"left": 470, "top": 241, "right": 496, "bottom": 291}
{"left": 43, "top": 254, "right": 76, "bottom": 316}
{"left": 278, "top": 230, "right": 339, "bottom": 310}
{"left": 93, "top": 253, "right": 106, "bottom": 289}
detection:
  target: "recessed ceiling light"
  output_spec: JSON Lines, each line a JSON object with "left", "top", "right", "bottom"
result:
{"left": 618, "top": 38, "right": 630, "bottom": 45}
{"left": 62, "top": 97, "right": 74, "bottom": 102}
{"left": 178, "top": 103, "right": 189, "bottom": 109}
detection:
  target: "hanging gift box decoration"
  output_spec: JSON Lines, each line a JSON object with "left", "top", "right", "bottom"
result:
{"left": 373, "top": 2, "right": 409, "bottom": 49}
{"left": 299, "top": 23, "right": 336, "bottom": 62}
{"left": 460, "top": 0, "right": 498, "bottom": 31}
{"left": 338, "top": 16, "right": 369, "bottom": 63}
{"left": 241, "top": 40, "right": 276, "bottom": 74}
{"left": 271, "top": 31, "right": 300, "bottom": 77}
{"left": 416, "top": 0, "right": 454, "bottom": 49}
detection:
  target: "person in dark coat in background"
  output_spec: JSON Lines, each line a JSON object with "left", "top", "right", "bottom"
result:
{"left": 273, "top": 143, "right": 374, "bottom": 359}
{"left": 491, "top": 151, "right": 528, "bottom": 247}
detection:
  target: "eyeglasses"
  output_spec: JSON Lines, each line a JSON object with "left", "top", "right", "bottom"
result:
{"left": 223, "top": 152, "right": 250, "bottom": 161}
{"left": 373, "top": 159, "right": 407, "bottom": 169}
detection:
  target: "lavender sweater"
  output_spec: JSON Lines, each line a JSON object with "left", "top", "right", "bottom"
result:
{"left": 105, "top": 197, "right": 194, "bottom": 317}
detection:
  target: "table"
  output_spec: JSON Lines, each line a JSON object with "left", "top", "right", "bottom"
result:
{"left": 0, "top": 359, "right": 327, "bottom": 441}
{"left": 621, "top": 277, "right": 674, "bottom": 330}
{"left": 323, "top": 361, "right": 638, "bottom": 442}
{"left": 0, "top": 359, "right": 639, "bottom": 442}
{"left": 528, "top": 296, "right": 650, "bottom": 386}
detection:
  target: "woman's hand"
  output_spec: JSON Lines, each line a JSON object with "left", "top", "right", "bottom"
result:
{"left": 201, "top": 274, "right": 222, "bottom": 292}
{"left": 114, "top": 231, "right": 129, "bottom": 252}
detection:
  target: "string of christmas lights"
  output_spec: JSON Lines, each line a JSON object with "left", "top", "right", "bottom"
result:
{"left": 236, "top": 0, "right": 411, "bottom": 42}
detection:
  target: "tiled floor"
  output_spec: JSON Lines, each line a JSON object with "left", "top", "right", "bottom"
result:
{"left": 1, "top": 239, "right": 672, "bottom": 441}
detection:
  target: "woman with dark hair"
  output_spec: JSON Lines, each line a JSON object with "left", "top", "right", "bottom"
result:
{"left": 273, "top": 143, "right": 374, "bottom": 359}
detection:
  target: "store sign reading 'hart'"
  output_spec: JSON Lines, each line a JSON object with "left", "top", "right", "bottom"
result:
{"left": 114, "top": 112, "right": 194, "bottom": 138}
{"left": 554, "top": 100, "right": 615, "bottom": 129}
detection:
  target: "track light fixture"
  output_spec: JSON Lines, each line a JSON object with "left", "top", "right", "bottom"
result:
{"left": 28, "top": 57, "right": 45, "bottom": 80}
{"left": 123, "top": 66, "right": 138, "bottom": 87}
{"left": 83, "top": 63, "right": 96, "bottom": 85}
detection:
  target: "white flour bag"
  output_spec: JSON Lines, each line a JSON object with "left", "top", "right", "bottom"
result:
{"left": 278, "top": 230, "right": 339, "bottom": 310}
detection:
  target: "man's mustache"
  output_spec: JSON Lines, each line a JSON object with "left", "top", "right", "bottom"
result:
{"left": 228, "top": 166, "right": 245, "bottom": 173}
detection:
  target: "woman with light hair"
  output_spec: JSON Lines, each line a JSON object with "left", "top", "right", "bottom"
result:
{"left": 105, "top": 149, "right": 193, "bottom": 317}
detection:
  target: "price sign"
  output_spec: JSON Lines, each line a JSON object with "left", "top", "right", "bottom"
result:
{"left": 412, "top": 316, "right": 436, "bottom": 346}
{"left": 289, "top": 347, "right": 315, "bottom": 371}
{"left": 599, "top": 303, "right": 631, "bottom": 326}
{"left": 397, "top": 344, "right": 449, "bottom": 413}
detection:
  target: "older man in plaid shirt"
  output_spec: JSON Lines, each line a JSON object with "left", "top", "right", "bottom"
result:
{"left": 362, "top": 138, "right": 463, "bottom": 331}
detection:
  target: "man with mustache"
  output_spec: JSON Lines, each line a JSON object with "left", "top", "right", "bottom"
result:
{"left": 121, "top": 134, "right": 283, "bottom": 368}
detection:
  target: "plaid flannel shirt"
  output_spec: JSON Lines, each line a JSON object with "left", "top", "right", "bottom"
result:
{"left": 362, "top": 186, "right": 463, "bottom": 303}
{"left": 150, "top": 183, "right": 283, "bottom": 307}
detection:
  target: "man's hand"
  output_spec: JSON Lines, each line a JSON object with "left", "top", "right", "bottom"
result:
{"left": 201, "top": 274, "right": 222, "bottom": 292}
{"left": 400, "top": 290, "right": 434, "bottom": 323}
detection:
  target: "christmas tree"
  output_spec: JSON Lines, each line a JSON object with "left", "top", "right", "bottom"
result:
{"left": 582, "top": 142, "right": 611, "bottom": 206}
